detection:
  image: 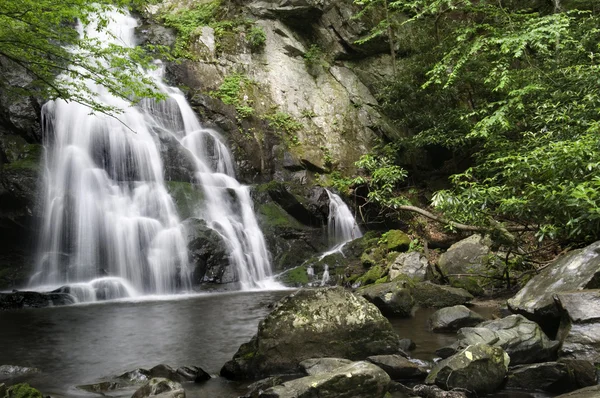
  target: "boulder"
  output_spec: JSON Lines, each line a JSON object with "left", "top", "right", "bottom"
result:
{"left": 555, "top": 290, "right": 600, "bottom": 362}
{"left": 390, "top": 383, "right": 469, "bottom": 398}
{"left": 148, "top": 364, "right": 210, "bottom": 383}
{"left": 389, "top": 252, "right": 429, "bottom": 281}
{"left": 0, "top": 365, "right": 40, "bottom": 377}
{"left": 358, "top": 280, "right": 415, "bottom": 317}
{"left": 556, "top": 385, "right": 600, "bottom": 398}
{"left": 299, "top": 358, "right": 353, "bottom": 376}
{"left": 242, "top": 377, "right": 284, "bottom": 398}
{"left": 131, "top": 378, "right": 184, "bottom": 398}
{"left": 507, "top": 241, "right": 600, "bottom": 334}
{"left": 437, "top": 315, "right": 559, "bottom": 365}
{"left": 506, "top": 361, "right": 596, "bottom": 393}
{"left": 220, "top": 288, "right": 403, "bottom": 380}
{"left": 184, "top": 218, "right": 232, "bottom": 284}
{"left": 366, "top": 354, "right": 428, "bottom": 380}
{"left": 258, "top": 361, "right": 390, "bottom": 398}
{"left": 411, "top": 282, "right": 473, "bottom": 308}
{"left": 429, "top": 305, "right": 485, "bottom": 332}
{"left": 398, "top": 338, "right": 416, "bottom": 352}
{"left": 425, "top": 344, "right": 509, "bottom": 394}
{"left": 0, "top": 291, "right": 75, "bottom": 310}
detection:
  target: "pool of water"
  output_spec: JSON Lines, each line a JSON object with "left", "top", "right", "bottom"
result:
{"left": 0, "top": 292, "right": 552, "bottom": 398}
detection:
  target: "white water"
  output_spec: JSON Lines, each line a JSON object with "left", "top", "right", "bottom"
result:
{"left": 319, "top": 190, "right": 362, "bottom": 259}
{"left": 320, "top": 265, "right": 330, "bottom": 286}
{"left": 30, "top": 10, "right": 277, "bottom": 299}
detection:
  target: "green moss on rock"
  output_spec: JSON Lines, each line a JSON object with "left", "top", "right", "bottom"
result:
{"left": 258, "top": 203, "right": 302, "bottom": 229}
{"left": 381, "top": 230, "right": 411, "bottom": 252}
{"left": 450, "top": 276, "right": 485, "bottom": 296}
{"left": 5, "top": 384, "right": 43, "bottom": 398}
{"left": 279, "top": 266, "right": 309, "bottom": 286}
{"left": 166, "top": 181, "right": 204, "bottom": 220}
{"left": 356, "top": 265, "right": 386, "bottom": 286}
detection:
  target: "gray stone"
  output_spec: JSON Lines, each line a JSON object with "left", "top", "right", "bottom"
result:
{"left": 411, "top": 281, "right": 473, "bottom": 308}
{"left": 438, "top": 315, "right": 559, "bottom": 365}
{"left": 506, "top": 361, "right": 596, "bottom": 393}
{"left": 556, "top": 385, "right": 600, "bottom": 398}
{"left": 220, "top": 288, "right": 403, "bottom": 380}
{"left": 131, "top": 378, "right": 184, "bottom": 398}
{"left": 366, "top": 355, "right": 428, "bottom": 380}
{"left": 555, "top": 290, "right": 600, "bottom": 362}
{"left": 358, "top": 280, "right": 415, "bottom": 317}
{"left": 389, "top": 252, "right": 429, "bottom": 281}
{"left": 426, "top": 344, "right": 509, "bottom": 394}
{"left": 299, "top": 358, "right": 353, "bottom": 376}
{"left": 508, "top": 241, "right": 600, "bottom": 330}
{"left": 429, "top": 305, "right": 485, "bottom": 332}
{"left": 438, "top": 234, "right": 492, "bottom": 295}
{"left": 0, "top": 365, "right": 40, "bottom": 376}
{"left": 258, "top": 361, "right": 390, "bottom": 398}
{"left": 390, "top": 383, "right": 468, "bottom": 398}
{"left": 242, "top": 377, "right": 284, "bottom": 398}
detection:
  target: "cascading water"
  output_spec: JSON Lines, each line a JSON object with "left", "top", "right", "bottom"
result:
{"left": 30, "top": 10, "right": 277, "bottom": 300}
{"left": 319, "top": 190, "right": 362, "bottom": 259}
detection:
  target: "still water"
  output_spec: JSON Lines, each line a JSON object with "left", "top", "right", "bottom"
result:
{"left": 0, "top": 292, "right": 550, "bottom": 398}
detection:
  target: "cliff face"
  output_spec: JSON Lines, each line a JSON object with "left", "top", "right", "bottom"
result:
{"left": 0, "top": 0, "right": 398, "bottom": 289}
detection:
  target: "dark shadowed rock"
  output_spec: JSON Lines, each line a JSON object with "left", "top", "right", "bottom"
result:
{"left": 429, "top": 305, "right": 485, "bottom": 332}
{"left": 299, "top": 358, "right": 353, "bottom": 376}
{"left": 506, "top": 360, "right": 596, "bottom": 393}
{"left": 390, "top": 383, "right": 469, "bottom": 398}
{"left": 358, "top": 280, "right": 415, "bottom": 317}
{"left": 366, "top": 354, "right": 428, "bottom": 380}
{"left": 507, "top": 241, "right": 600, "bottom": 334}
{"left": 0, "top": 291, "right": 75, "bottom": 310}
{"left": 220, "top": 288, "right": 402, "bottom": 380}
{"left": 426, "top": 344, "right": 509, "bottom": 394}
{"left": 555, "top": 290, "right": 600, "bottom": 363}
{"left": 411, "top": 282, "right": 473, "bottom": 308}
{"left": 555, "top": 385, "right": 600, "bottom": 398}
{"left": 258, "top": 361, "right": 390, "bottom": 398}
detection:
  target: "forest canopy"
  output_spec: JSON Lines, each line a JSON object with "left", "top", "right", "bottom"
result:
{"left": 347, "top": 0, "right": 600, "bottom": 246}
{"left": 0, "top": 0, "right": 160, "bottom": 114}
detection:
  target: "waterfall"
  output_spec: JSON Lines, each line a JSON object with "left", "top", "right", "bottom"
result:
{"left": 30, "top": 10, "right": 276, "bottom": 298}
{"left": 319, "top": 190, "right": 362, "bottom": 258}
{"left": 320, "top": 265, "right": 330, "bottom": 286}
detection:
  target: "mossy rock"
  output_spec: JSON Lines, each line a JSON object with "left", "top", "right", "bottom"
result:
{"left": 166, "top": 181, "right": 204, "bottom": 220}
{"left": 356, "top": 265, "right": 386, "bottom": 286}
{"left": 278, "top": 265, "right": 309, "bottom": 286}
{"left": 381, "top": 230, "right": 411, "bottom": 252}
{"left": 3, "top": 143, "right": 43, "bottom": 172}
{"left": 450, "top": 276, "right": 485, "bottom": 296}
{"left": 257, "top": 202, "right": 303, "bottom": 229}
{"left": 411, "top": 281, "right": 473, "bottom": 308}
{"left": 5, "top": 383, "right": 43, "bottom": 398}
{"left": 342, "top": 231, "right": 381, "bottom": 258}
{"left": 361, "top": 247, "right": 385, "bottom": 267}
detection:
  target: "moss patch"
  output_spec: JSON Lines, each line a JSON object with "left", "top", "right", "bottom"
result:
{"left": 356, "top": 265, "right": 386, "bottom": 286}
{"left": 380, "top": 230, "right": 411, "bottom": 252}
{"left": 257, "top": 203, "right": 303, "bottom": 229}
{"left": 3, "top": 144, "right": 43, "bottom": 172}
{"left": 166, "top": 181, "right": 204, "bottom": 220}
{"left": 6, "top": 384, "right": 43, "bottom": 398}
{"left": 278, "top": 265, "right": 309, "bottom": 286}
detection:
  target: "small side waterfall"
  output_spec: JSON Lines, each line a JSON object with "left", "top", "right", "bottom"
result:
{"left": 319, "top": 190, "right": 362, "bottom": 259}
{"left": 30, "top": 10, "right": 277, "bottom": 298}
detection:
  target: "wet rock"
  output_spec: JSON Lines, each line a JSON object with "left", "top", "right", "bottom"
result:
{"left": 429, "top": 305, "right": 485, "bottom": 332}
{"left": 366, "top": 354, "right": 428, "bottom": 380}
{"left": 220, "top": 288, "right": 403, "bottom": 380}
{"left": 506, "top": 360, "right": 596, "bottom": 393}
{"left": 147, "top": 364, "right": 210, "bottom": 384}
{"left": 0, "top": 365, "right": 40, "bottom": 377}
{"left": 411, "top": 282, "right": 473, "bottom": 308}
{"left": 556, "top": 385, "right": 600, "bottom": 398}
{"left": 119, "top": 368, "right": 151, "bottom": 383}
{"left": 507, "top": 241, "right": 600, "bottom": 334}
{"left": 185, "top": 218, "right": 232, "bottom": 285}
{"left": 358, "top": 280, "right": 415, "bottom": 317}
{"left": 242, "top": 377, "right": 284, "bottom": 398}
{"left": 299, "top": 358, "right": 353, "bottom": 376}
{"left": 389, "top": 252, "right": 429, "bottom": 281}
{"left": 438, "top": 315, "right": 559, "bottom": 365}
{"left": 258, "top": 361, "right": 390, "bottom": 398}
{"left": 264, "top": 181, "right": 324, "bottom": 227}
{"left": 390, "top": 383, "right": 469, "bottom": 398}
{"left": 131, "top": 378, "right": 184, "bottom": 398}
{"left": 398, "top": 338, "right": 416, "bottom": 352}
{"left": 78, "top": 381, "right": 122, "bottom": 393}
{"left": 425, "top": 344, "right": 509, "bottom": 394}
{"left": 555, "top": 290, "right": 600, "bottom": 362}
{"left": 0, "top": 291, "right": 75, "bottom": 310}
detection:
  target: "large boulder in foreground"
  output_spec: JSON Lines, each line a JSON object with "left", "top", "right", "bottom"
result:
{"left": 555, "top": 290, "right": 600, "bottom": 362}
{"left": 426, "top": 344, "right": 509, "bottom": 394}
{"left": 258, "top": 361, "right": 390, "bottom": 398}
{"left": 507, "top": 241, "right": 600, "bottom": 333}
{"left": 437, "top": 315, "right": 558, "bottom": 365}
{"left": 221, "top": 288, "right": 402, "bottom": 380}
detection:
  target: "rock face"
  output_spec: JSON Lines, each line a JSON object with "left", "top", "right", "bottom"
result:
{"left": 428, "top": 305, "right": 485, "bottom": 332}
{"left": 555, "top": 290, "right": 600, "bottom": 362}
{"left": 389, "top": 252, "right": 429, "bottom": 281}
{"left": 220, "top": 288, "right": 402, "bottom": 380}
{"left": 411, "top": 281, "right": 473, "bottom": 308}
{"left": 358, "top": 280, "right": 415, "bottom": 317}
{"left": 438, "top": 315, "right": 559, "bottom": 365}
{"left": 426, "top": 344, "right": 509, "bottom": 394}
{"left": 507, "top": 241, "right": 600, "bottom": 333}
{"left": 366, "top": 355, "right": 428, "bottom": 380}
{"left": 299, "top": 358, "right": 353, "bottom": 376}
{"left": 506, "top": 361, "right": 596, "bottom": 393}
{"left": 131, "top": 378, "right": 184, "bottom": 398}
{"left": 258, "top": 361, "right": 390, "bottom": 398}
{"left": 0, "top": 291, "right": 75, "bottom": 310}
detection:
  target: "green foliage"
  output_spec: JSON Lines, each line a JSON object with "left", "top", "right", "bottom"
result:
{"left": 162, "top": 1, "right": 220, "bottom": 43}
{"left": 247, "top": 26, "right": 266, "bottom": 50}
{"left": 5, "top": 384, "right": 43, "bottom": 398}
{"left": 264, "top": 112, "right": 303, "bottom": 145}
{"left": 303, "top": 44, "right": 325, "bottom": 68}
{"left": 0, "top": 0, "right": 163, "bottom": 114}
{"left": 210, "top": 73, "right": 255, "bottom": 118}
